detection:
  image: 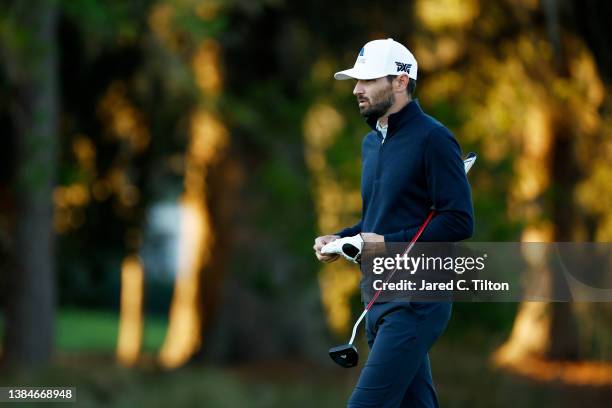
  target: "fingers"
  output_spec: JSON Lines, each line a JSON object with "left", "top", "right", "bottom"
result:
{"left": 313, "top": 238, "right": 324, "bottom": 252}
{"left": 316, "top": 253, "right": 339, "bottom": 263}
{"left": 313, "top": 235, "right": 340, "bottom": 262}
{"left": 313, "top": 235, "right": 338, "bottom": 252}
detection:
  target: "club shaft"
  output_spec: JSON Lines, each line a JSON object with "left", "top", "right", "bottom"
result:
{"left": 349, "top": 308, "right": 368, "bottom": 345}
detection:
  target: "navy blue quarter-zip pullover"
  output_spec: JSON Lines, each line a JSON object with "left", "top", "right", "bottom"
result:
{"left": 336, "top": 99, "right": 474, "bottom": 242}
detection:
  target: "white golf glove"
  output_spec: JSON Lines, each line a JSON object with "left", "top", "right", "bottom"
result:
{"left": 321, "top": 234, "right": 364, "bottom": 264}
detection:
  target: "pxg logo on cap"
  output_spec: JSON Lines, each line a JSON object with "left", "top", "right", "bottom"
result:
{"left": 395, "top": 62, "right": 412, "bottom": 74}
{"left": 334, "top": 38, "right": 418, "bottom": 81}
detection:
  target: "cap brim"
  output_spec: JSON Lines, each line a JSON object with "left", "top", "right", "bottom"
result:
{"left": 334, "top": 67, "right": 383, "bottom": 81}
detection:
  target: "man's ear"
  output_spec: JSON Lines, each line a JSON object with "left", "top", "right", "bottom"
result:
{"left": 394, "top": 75, "right": 409, "bottom": 93}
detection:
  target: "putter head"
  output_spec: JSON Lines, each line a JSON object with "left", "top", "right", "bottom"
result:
{"left": 329, "top": 344, "right": 359, "bottom": 368}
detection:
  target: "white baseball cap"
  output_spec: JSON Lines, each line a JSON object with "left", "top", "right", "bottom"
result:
{"left": 334, "top": 38, "right": 418, "bottom": 81}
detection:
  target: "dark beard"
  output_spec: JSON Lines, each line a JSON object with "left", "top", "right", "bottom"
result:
{"left": 360, "top": 88, "right": 394, "bottom": 121}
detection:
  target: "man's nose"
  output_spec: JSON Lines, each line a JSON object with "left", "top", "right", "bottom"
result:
{"left": 353, "top": 81, "right": 364, "bottom": 96}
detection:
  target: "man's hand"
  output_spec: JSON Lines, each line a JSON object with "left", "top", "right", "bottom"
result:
{"left": 360, "top": 233, "right": 384, "bottom": 243}
{"left": 314, "top": 235, "right": 341, "bottom": 263}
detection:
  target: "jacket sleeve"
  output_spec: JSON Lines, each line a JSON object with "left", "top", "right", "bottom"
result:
{"left": 334, "top": 220, "right": 362, "bottom": 238}
{"left": 383, "top": 126, "right": 474, "bottom": 242}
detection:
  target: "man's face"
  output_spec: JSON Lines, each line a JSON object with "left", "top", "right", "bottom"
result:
{"left": 353, "top": 77, "right": 394, "bottom": 121}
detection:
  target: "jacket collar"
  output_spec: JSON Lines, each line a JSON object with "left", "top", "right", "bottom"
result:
{"left": 366, "top": 98, "right": 423, "bottom": 136}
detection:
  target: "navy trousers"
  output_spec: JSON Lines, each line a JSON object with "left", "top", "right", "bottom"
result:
{"left": 348, "top": 302, "right": 452, "bottom": 408}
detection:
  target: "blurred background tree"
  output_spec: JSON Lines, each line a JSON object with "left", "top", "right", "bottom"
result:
{"left": 0, "top": 0, "right": 58, "bottom": 369}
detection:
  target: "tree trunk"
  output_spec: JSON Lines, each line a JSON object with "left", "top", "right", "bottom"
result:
{"left": 1, "top": 0, "right": 59, "bottom": 369}
{"left": 116, "top": 255, "right": 144, "bottom": 366}
{"left": 159, "top": 39, "right": 229, "bottom": 368}
{"left": 495, "top": 1, "right": 585, "bottom": 366}
{"left": 546, "top": 113, "right": 580, "bottom": 360}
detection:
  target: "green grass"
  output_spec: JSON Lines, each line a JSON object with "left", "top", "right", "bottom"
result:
{"left": 1, "top": 335, "right": 609, "bottom": 408}
{"left": 1, "top": 308, "right": 610, "bottom": 407}
{"left": 1, "top": 362, "right": 351, "bottom": 408}
{"left": 60, "top": 308, "right": 167, "bottom": 353}
{"left": 0, "top": 308, "right": 168, "bottom": 353}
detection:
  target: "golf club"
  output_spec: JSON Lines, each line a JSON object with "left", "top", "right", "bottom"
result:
{"left": 329, "top": 152, "right": 478, "bottom": 368}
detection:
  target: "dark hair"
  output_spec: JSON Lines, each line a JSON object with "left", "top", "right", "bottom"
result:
{"left": 386, "top": 75, "right": 416, "bottom": 97}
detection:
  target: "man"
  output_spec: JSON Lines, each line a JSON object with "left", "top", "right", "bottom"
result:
{"left": 313, "top": 38, "right": 474, "bottom": 408}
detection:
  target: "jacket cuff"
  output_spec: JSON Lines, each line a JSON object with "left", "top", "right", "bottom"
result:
{"left": 383, "top": 230, "right": 407, "bottom": 242}
{"left": 334, "top": 228, "right": 354, "bottom": 238}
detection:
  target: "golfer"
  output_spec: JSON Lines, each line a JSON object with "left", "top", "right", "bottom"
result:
{"left": 313, "top": 38, "right": 474, "bottom": 408}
